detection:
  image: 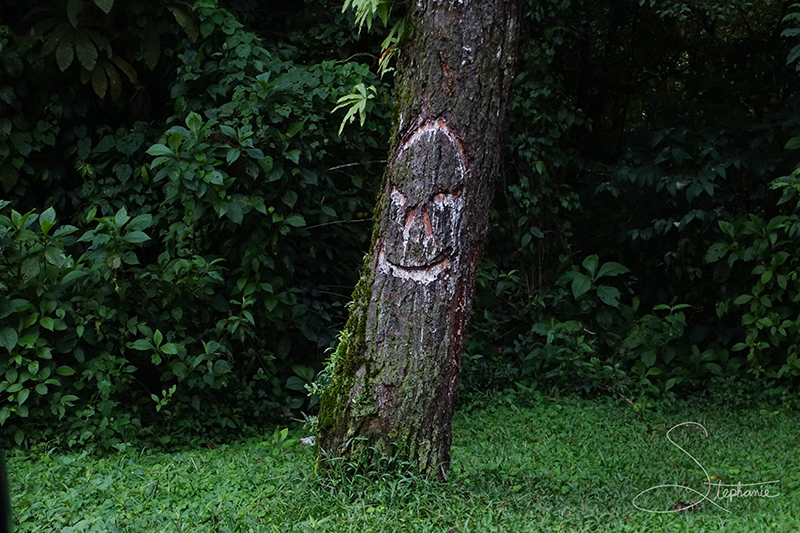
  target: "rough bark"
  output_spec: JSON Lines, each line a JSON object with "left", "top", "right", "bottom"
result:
{"left": 317, "top": 0, "right": 519, "bottom": 479}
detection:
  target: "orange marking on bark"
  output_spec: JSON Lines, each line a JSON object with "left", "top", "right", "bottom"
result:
{"left": 405, "top": 208, "right": 416, "bottom": 228}
{"left": 422, "top": 209, "right": 433, "bottom": 237}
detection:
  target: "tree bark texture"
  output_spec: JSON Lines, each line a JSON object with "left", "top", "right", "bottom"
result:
{"left": 317, "top": 0, "right": 519, "bottom": 479}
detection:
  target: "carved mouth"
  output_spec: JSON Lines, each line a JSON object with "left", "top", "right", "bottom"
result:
{"left": 377, "top": 245, "right": 452, "bottom": 283}
{"left": 388, "top": 247, "right": 453, "bottom": 271}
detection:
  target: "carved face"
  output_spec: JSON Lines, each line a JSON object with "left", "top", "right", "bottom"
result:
{"left": 379, "top": 120, "right": 466, "bottom": 282}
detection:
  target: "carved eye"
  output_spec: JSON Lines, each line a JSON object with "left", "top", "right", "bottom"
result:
{"left": 390, "top": 186, "right": 407, "bottom": 205}
{"left": 432, "top": 187, "right": 463, "bottom": 208}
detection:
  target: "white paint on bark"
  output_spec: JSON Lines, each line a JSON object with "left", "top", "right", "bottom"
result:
{"left": 378, "top": 118, "right": 469, "bottom": 284}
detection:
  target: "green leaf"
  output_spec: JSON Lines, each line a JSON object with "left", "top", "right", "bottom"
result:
{"left": 62, "top": 270, "right": 88, "bottom": 285}
{"left": 734, "top": 294, "right": 754, "bottom": 305}
{"left": 167, "top": 5, "right": 199, "bottom": 41}
{"left": 67, "top": 0, "right": 83, "bottom": 28}
{"left": 284, "top": 215, "right": 306, "bottom": 227}
{"left": 596, "top": 261, "right": 630, "bottom": 279}
{"left": 130, "top": 339, "right": 154, "bottom": 351}
{"left": 161, "top": 343, "right": 179, "bottom": 355}
{"left": 93, "top": 0, "right": 114, "bottom": 14}
{"left": 56, "top": 366, "right": 76, "bottom": 376}
{"left": 0, "top": 327, "right": 18, "bottom": 352}
{"left": 596, "top": 285, "right": 621, "bottom": 307}
{"left": 571, "top": 273, "right": 592, "bottom": 299}
{"left": 127, "top": 214, "right": 152, "bottom": 232}
{"left": 21, "top": 258, "right": 41, "bottom": 280}
{"left": 53, "top": 225, "right": 78, "bottom": 237}
{"left": 582, "top": 255, "right": 599, "bottom": 277}
{"left": 287, "top": 121, "right": 304, "bottom": 137}
{"left": 286, "top": 376, "right": 306, "bottom": 391}
{"left": 226, "top": 203, "right": 244, "bottom": 224}
{"left": 91, "top": 63, "right": 108, "bottom": 98}
{"left": 718, "top": 220, "right": 735, "bottom": 238}
{"left": 186, "top": 112, "right": 203, "bottom": 134}
{"left": 785, "top": 137, "right": 800, "bottom": 150}
{"left": 146, "top": 144, "right": 173, "bottom": 157}
{"left": 110, "top": 56, "right": 137, "bottom": 83}
{"left": 17, "top": 388, "right": 30, "bottom": 405}
{"left": 168, "top": 131, "right": 183, "bottom": 152}
{"left": 226, "top": 147, "right": 241, "bottom": 165}
{"left": 705, "top": 242, "right": 730, "bottom": 263}
{"left": 213, "top": 360, "right": 232, "bottom": 375}
{"left": 105, "top": 59, "right": 122, "bottom": 100}
{"left": 56, "top": 35, "right": 75, "bottom": 71}
{"left": 115, "top": 207, "right": 130, "bottom": 228}
{"left": 74, "top": 32, "right": 98, "bottom": 70}
{"left": 788, "top": 44, "right": 800, "bottom": 66}
{"left": 40, "top": 317, "right": 55, "bottom": 331}
{"left": 39, "top": 206, "right": 57, "bottom": 235}
{"left": 642, "top": 351, "right": 656, "bottom": 367}
{"left": 664, "top": 376, "right": 680, "bottom": 392}
{"left": 123, "top": 231, "right": 150, "bottom": 244}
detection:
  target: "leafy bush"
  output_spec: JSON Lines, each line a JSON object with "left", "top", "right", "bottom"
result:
{"left": 0, "top": 0, "right": 389, "bottom": 449}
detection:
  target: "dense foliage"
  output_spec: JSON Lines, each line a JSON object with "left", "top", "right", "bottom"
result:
{"left": 0, "top": 0, "right": 390, "bottom": 448}
{"left": 466, "top": 0, "right": 800, "bottom": 404}
{"left": 3, "top": 0, "right": 800, "bottom": 449}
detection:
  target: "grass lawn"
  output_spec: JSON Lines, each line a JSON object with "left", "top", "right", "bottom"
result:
{"left": 6, "top": 394, "right": 799, "bottom": 532}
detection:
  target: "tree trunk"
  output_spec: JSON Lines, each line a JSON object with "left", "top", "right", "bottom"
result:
{"left": 317, "top": 0, "right": 519, "bottom": 480}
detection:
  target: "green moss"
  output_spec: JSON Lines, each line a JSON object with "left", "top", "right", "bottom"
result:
{"left": 317, "top": 250, "right": 376, "bottom": 433}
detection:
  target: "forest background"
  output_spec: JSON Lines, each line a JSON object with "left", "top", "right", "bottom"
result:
{"left": 2, "top": 0, "right": 800, "bottom": 451}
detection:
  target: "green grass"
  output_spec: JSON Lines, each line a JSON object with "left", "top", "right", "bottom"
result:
{"left": 7, "top": 394, "right": 800, "bottom": 532}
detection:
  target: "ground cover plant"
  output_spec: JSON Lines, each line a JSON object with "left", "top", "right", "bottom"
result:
{"left": 6, "top": 393, "right": 798, "bottom": 532}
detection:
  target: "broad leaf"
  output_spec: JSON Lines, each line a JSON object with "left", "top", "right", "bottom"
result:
{"left": 704, "top": 242, "right": 730, "bottom": 263}
{"left": 39, "top": 206, "right": 56, "bottom": 235}
{"left": 74, "top": 32, "right": 97, "bottom": 70}
{"left": 284, "top": 215, "right": 306, "bottom": 227}
{"left": 596, "top": 285, "right": 621, "bottom": 307}
{"left": 114, "top": 207, "right": 130, "bottom": 228}
{"left": 93, "top": 0, "right": 114, "bottom": 14}
{"left": 0, "top": 327, "right": 18, "bottom": 352}
{"left": 785, "top": 137, "right": 800, "bottom": 150}
{"left": 56, "top": 36, "right": 75, "bottom": 71}
{"left": 571, "top": 273, "right": 592, "bottom": 299}
{"left": 67, "top": 0, "right": 83, "bottom": 28}
{"left": 91, "top": 63, "right": 107, "bottom": 98}
{"left": 582, "top": 254, "right": 599, "bottom": 277}
{"left": 123, "top": 231, "right": 150, "bottom": 244}
{"left": 146, "top": 144, "right": 174, "bottom": 157}
{"left": 596, "top": 261, "right": 630, "bottom": 279}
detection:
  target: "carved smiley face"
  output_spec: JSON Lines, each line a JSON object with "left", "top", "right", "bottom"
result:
{"left": 378, "top": 119, "right": 467, "bottom": 283}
